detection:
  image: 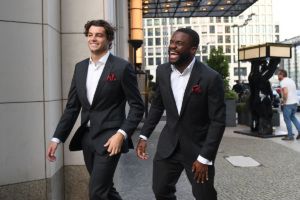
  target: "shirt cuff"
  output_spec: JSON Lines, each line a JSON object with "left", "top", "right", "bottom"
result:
{"left": 51, "top": 137, "right": 61, "bottom": 144}
{"left": 139, "top": 135, "right": 148, "bottom": 140}
{"left": 197, "top": 155, "right": 213, "bottom": 165}
{"left": 118, "top": 129, "right": 127, "bottom": 139}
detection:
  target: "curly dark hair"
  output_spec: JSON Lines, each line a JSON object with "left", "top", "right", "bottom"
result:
{"left": 84, "top": 20, "right": 116, "bottom": 49}
{"left": 175, "top": 28, "right": 200, "bottom": 48}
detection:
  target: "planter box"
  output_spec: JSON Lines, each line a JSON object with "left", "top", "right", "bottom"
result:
{"left": 237, "top": 108, "right": 280, "bottom": 127}
{"left": 226, "top": 99, "right": 236, "bottom": 127}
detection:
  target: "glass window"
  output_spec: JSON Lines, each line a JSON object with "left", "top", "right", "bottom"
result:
{"left": 234, "top": 67, "right": 247, "bottom": 76}
{"left": 225, "top": 26, "right": 230, "bottom": 33}
{"left": 148, "top": 58, "right": 154, "bottom": 65}
{"left": 225, "top": 45, "right": 231, "bottom": 53}
{"left": 156, "top": 57, "right": 161, "bottom": 65}
{"left": 169, "top": 18, "right": 175, "bottom": 25}
{"left": 275, "top": 25, "right": 279, "bottom": 33}
{"left": 177, "top": 18, "right": 183, "bottom": 24}
{"left": 148, "top": 47, "right": 153, "bottom": 56}
{"left": 225, "top": 36, "right": 231, "bottom": 43}
{"left": 156, "top": 47, "right": 161, "bottom": 55}
{"left": 184, "top": 18, "right": 190, "bottom": 24}
{"left": 163, "top": 27, "right": 168, "bottom": 36}
{"left": 210, "top": 17, "right": 214, "bottom": 23}
{"left": 147, "top": 19, "right": 153, "bottom": 26}
{"left": 148, "top": 28, "right": 153, "bottom": 36}
{"left": 209, "top": 25, "right": 215, "bottom": 33}
{"left": 225, "top": 55, "right": 231, "bottom": 63}
{"left": 154, "top": 19, "right": 160, "bottom": 26}
{"left": 155, "top": 38, "right": 161, "bottom": 45}
{"left": 224, "top": 17, "right": 229, "bottom": 23}
{"left": 202, "top": 56, "right": 208, "bottom": 63}
{"left": 202, "top": 46, "right": 208, "bottom": 54}
{"left": 155, "top": 28, "right": 161, "bottom": 36}
{"left": 218, "top": 35, "right": 223, "bottom": 43}
{"left": 216, "top": 17, "right": 222, "bottom": 23}
{"left": 191, "top": 18, "right": 198, "bottom": 24}
{"left": 148, "top": 38, "right": 153, "bottom": 46}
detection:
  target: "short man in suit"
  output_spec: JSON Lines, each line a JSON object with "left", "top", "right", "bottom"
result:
{"left": 47, "top": 19, "right": 144, "bottom": 200}
{"left": 136, "top": 28, "right": 225, "bottom": 200}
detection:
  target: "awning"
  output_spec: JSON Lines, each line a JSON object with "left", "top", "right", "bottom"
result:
{"left": 142, "top": 0, "right": 257, "bottom": 18}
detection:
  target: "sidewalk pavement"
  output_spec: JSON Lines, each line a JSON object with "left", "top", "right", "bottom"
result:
{"left": 115, "top": 113, "right": 300, "bottom": 200}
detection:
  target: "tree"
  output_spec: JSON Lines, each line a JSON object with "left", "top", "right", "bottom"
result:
{"left": 206, "top": 47, "right": 237, "bottom": 99}
{"left": 207, "top": 47, "right": 229, "bottom": 89}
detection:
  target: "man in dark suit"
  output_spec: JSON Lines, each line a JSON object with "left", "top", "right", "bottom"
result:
{"left": 47, "top": 20, "right": 144, "bottom": 200}
{"left": 136, "top": 28, "right": 225, "bottom": 200}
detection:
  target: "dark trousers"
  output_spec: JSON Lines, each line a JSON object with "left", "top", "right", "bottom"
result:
{"left": 152, "top": 149, "right": 217, "bottom": 200}
{"left": 82, "top": 128, "right": 122, "bottom": 200}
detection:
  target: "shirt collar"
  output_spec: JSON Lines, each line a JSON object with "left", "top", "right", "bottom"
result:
{"left": 171, "top": 57, "right": 196, "bottom": 75}
{"left": 89, "top": 51, "right": 110, "bottom": 66}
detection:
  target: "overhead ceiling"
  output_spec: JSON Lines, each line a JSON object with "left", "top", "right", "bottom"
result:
{"left": 142, "top": 0, "right": 258, "bottom": 18}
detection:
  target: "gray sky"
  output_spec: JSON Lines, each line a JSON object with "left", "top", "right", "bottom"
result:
{"left": 273, "top": 0, "right": 300, "bottom": 40}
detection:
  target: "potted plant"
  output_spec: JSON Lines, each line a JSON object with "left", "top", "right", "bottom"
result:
{"left": 207, "top": 47, "right": 238, "bottom": 127}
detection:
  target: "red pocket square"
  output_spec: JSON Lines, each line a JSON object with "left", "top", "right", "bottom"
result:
{"left": 192, "top": 85, "right": 201, "bottom": 94}
{"left": 106, "top": 73, "right": 117, "bottom": 81}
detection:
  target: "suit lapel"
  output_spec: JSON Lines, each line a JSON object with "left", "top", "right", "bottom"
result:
{"left": 91, "top": 54, "right": 114, "bottom": 107}
{"left": 179, "top": 60, "right": 201, "bottom": 117}
{"left": 164, "top": 64, "right": 180, "bottom": 117}
{"left": 77, "top": 59, "right": 91, "bottom": 108}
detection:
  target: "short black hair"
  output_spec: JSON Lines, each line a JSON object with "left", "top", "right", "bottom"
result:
{"left": 277, "top": 69, "right": 287, "bottom": 77}
{"left": 175, "top": 28, "right": 199, "bottom": 48}
{"left": 84, "top": 20, "right": 116, "bottom": 49}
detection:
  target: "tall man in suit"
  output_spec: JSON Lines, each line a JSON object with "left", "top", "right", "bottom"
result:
{"left": 136, "top": 28, "right": 225, "bottom": 200}
{"left": 47, "top": 20, "right": 144, "bottom": 200}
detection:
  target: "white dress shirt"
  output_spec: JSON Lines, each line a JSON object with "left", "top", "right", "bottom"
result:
{"left": 51, "top": 52, "right": 126, "bottom": 144}
{"left": 140, "top": 57, "right": 212, "bottom": 165}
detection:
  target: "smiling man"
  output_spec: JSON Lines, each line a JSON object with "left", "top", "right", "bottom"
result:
{"left": 47, "top": 20, "right": 144, "bottom": 200}
{"left": 136, "top": 28, "right": 225, "bottom": 200}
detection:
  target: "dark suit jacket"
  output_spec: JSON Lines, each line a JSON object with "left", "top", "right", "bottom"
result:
{"left": 53, "top": 54, "right": 144, "bottom": 154}
{"left": 140, "top": 59, "right": 225, "bottom": 163}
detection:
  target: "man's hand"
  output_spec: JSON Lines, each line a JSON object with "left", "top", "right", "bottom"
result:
{"left": 192, "top": 160, "right": 209, "bottom": 184}
{"left": 104, "top": 132, "right": 125, "bottom": 156}
{"left": 136, "top": 139, "right": 149, "bottom": 160}
{"left": 47, "top": 142, "right": 58, "bottom": 162}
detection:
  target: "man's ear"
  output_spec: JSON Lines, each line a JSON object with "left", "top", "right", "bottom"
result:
{"left": 191, "top": 46, "right": 198, "bottom": 54}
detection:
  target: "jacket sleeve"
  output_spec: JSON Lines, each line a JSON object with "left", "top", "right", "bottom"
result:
{"left": 53, "top": 66, "right": 82, "bottom": 143}
{"left": 199, "top": 73, "right": 226, "bottom": 161}
{"left": 140, "top": 67, "right": 165, "bottom": 138}
{"left": 119, "top": 63, "right": 144, "bottom": 137}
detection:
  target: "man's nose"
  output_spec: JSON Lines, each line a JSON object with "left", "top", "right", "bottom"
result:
{"left": 169, "top": 42, "right": 176, "bottom": 49}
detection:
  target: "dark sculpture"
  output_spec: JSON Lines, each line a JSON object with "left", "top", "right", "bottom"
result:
{"left": 248, "top": 58, "right": 280, "bottom": 135}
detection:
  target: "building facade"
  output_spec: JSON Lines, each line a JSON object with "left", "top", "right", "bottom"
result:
{"left": 281, "top": 36, "right": 300, "bottom": 88}
{"left": 143, "top": 0, "right": 279, "bottom": 86}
